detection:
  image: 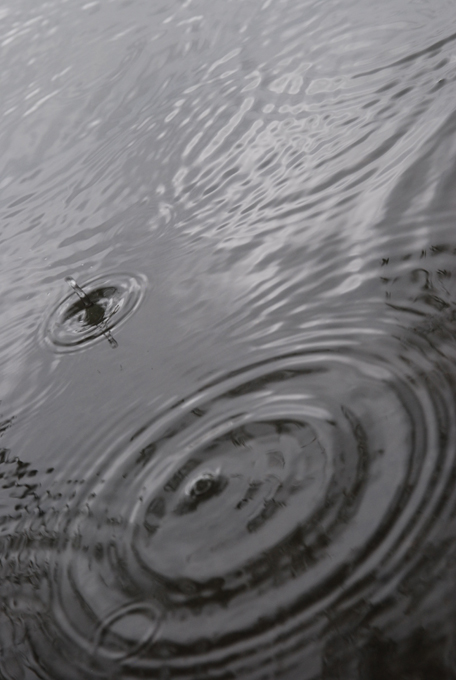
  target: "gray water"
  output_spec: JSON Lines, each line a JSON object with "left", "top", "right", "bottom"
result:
{"left": 1, "top": 0, "right": 456, "bottom": 678}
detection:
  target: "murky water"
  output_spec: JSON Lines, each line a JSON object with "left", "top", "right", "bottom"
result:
{"left": 1, "top": 0, "right": 456, "bottom": 678}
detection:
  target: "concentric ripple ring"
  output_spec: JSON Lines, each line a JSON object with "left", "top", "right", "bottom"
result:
{"left": 42, "top": 272, "right": 147, "bottom": 352}
{"left": 24, "top": 348, "right": 456, "bottom": 678}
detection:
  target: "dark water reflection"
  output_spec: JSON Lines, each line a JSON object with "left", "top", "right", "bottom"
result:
{"left": 1, "top": 0, "right": 456, "bottom": 678}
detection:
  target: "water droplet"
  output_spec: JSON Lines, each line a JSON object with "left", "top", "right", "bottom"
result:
{"left": 41, "top": 273, "right": 147, "bottom": 352}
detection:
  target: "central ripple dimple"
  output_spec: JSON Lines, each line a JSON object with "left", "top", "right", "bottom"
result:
{"left": 131, "top": 418, "right": 331, "bottom": 583}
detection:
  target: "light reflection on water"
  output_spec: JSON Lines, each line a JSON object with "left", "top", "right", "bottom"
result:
{"left": 1, "top": 0, "right": 456, "bottom": 677}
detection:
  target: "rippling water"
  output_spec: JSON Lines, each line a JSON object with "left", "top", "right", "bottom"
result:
{"left": 1, "top": 0, "right": 456, "bottom": 678}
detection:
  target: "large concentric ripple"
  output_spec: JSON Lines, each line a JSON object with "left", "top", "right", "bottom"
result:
{"left": 18, "top": 347, "right": 456, "bottom": 678}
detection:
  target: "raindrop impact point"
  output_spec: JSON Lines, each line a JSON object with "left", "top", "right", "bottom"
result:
{"left": 41, "top": 273, "right": 147, "bottom": 353}
{"left": 65, "top": 276, "right": 118, "bottom": 348}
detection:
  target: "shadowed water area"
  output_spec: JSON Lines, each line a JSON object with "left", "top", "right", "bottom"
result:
{"left": 1, "top": 0, "right": 456, "bottom": 677}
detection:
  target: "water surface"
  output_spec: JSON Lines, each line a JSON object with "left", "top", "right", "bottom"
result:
{"left": 1, "top": 0, "right": 456, "bottom": 678}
